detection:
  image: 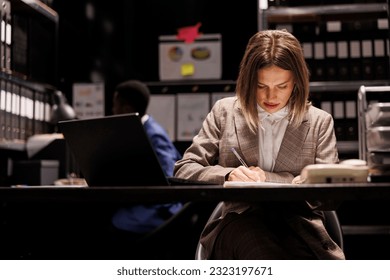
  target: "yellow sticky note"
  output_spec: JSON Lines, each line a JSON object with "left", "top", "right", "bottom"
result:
{"left": 181, "top": 63, "right": 195, "bottom": 76}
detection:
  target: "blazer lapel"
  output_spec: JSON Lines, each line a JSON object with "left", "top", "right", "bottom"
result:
{"left": 234, "top": 101, "right": 259, "bottom": 167}
{"left": 274, "top": 117, "right": 310, "bottom": 172}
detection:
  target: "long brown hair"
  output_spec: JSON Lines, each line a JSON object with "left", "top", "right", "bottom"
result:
{"left": 236, "top": 29, "right": 310, "bottom": 132}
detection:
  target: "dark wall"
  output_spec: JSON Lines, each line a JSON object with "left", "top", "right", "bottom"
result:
{"left": 51, "top": 0, "right": 258, "bottom": 114}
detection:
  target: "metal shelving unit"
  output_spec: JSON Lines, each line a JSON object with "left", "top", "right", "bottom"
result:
{"left": 258, "top": 3, "right": 388, "bottom": 29}
{"left": 0, "top": 0, "right": 59, "bottom": 185}
{"left": 257, "top": 1, "right": 390, "bottom": 159}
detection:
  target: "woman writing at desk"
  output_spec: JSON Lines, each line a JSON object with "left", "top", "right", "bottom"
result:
{"left": 174, "top": 29, "right": 345, "bottom": 260}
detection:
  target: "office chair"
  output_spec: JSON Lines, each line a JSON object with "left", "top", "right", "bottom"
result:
{"left": 195, "top": 201, "right": 344, "bottom": 260}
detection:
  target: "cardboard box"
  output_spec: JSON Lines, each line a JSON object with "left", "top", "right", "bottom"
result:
{"left": 159, "top": 33, "right": 222, "bottom": 81}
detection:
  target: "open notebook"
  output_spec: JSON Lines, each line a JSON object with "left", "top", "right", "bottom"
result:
{"left": 58, "top": 113, "right": 172, "bottom": 187}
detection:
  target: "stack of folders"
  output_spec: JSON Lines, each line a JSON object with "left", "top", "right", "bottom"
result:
{"left": 0, "top": 0, "right": 12, "bottom": 71}
{"left": 277, "top": 18, "right": 389, "bottom": 82}
{"left": 0, "top": 78, "right": 52, "bottom": 143}
{"left": 365, "top": 102, "right": 390, "bottom": 178}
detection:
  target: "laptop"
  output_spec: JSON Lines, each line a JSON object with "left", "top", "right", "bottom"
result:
{"left": 58, "top": 113, "right": 171, "bottom": 187}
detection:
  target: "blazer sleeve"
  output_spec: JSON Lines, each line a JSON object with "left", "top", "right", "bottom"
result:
{"left": 174, "top": 99, "right": 235, "bottom": 184}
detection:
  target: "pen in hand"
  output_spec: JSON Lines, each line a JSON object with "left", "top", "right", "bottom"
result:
{"left": 231, "top": 147, "right": 249, "bottom": 168}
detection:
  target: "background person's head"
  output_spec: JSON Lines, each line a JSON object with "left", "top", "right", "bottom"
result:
{"left": 112, "top": 80, "right": 150, "bottom": 116}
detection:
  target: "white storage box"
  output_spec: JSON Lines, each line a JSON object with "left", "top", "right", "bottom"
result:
{"left": 13, "top": 160, "right": 59, "bottom": 185}
{"left": 159, "top": 33, "right": 222, "bottom": 81}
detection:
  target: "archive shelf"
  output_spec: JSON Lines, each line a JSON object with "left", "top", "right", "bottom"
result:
{"left": 0, "top": 0, "right": 59, "bottom": 185}
{"left": 258, "top": 0, "right": 390, "bottom": 158}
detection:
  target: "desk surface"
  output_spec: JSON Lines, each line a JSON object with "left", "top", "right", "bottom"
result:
{"left": 1, "top": 182, "right": 389, "bottom": 203}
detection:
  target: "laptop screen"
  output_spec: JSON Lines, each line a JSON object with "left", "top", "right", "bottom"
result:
{"left": 58, "top": 113, "right": 170, "bottom": 186}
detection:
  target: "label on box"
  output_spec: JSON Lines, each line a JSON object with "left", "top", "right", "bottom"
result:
{"left": 159, "top": 34, "right": 222, "bottom": 81}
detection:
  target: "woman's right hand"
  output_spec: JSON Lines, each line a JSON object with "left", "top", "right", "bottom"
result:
{"left": 227, "top": 166, "right": 266, "bottom": 182}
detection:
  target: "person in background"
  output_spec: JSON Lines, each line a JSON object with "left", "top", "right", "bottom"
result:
{"left": 111, "top": 79, "right": 182, "bottom": 238}
{"left": 174, "top": 29, "right": 345, "bottom": 259}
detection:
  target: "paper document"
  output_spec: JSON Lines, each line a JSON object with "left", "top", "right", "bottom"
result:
{"left": 11, "top": 185, "right": 88, "bottom": 188}
{"left": 224, "top": 181, "right": 293, "bottom": 188}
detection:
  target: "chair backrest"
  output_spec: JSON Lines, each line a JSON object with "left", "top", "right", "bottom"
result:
{"left": 323, "top": 210, "right": 344, "bottom": 250}
{"left": 195, "top": 201, "right": 344, "bottom": 259}
{"left": 195, "top": 202, "right": 224, "bottom": 260}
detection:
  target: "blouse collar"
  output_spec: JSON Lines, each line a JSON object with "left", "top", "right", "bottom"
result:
{"left": 257, "top": 105, "right": 289, "bottom": 122}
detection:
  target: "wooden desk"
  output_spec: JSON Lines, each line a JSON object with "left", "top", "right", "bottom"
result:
{"left": 1, "top": 182, "right": 389, "bottom": 203}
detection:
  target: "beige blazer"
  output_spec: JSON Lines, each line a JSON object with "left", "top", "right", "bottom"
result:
{"left": 174, "top": 97, "right": 345, "bottom": 259}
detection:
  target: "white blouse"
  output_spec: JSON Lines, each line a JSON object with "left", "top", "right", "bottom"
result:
{"left": 258, "top": 105, "right": 289, "bottom": 172}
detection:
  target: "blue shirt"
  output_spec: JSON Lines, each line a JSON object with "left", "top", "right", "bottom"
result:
{"left": 111, "top": 115, "right": 182, "bottom": 233}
